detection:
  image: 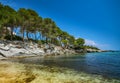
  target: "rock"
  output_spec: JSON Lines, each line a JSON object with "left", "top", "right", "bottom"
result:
{"left": 86, "top": 49, "right": 102, "bottom": 53}
{"left": 0, "top": 41, "right": 45, "bottom": 59}
{"left": 0, "top": 40, "right": 77, "bottom": 59}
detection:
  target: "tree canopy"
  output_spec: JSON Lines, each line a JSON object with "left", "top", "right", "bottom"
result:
{"left": 0, "top": 3, "right": 99, "bottom": 50}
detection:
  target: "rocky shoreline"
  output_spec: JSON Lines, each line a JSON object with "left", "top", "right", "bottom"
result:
{"left": 0, "top": 40, "right": 107, "bottom": 59}
{"left": 0, "top": 40, "right": 76, "bottom": 59}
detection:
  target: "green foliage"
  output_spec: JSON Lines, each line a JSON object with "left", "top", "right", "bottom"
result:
{"left": 36, "top": 40, "right": 46, "bottom": 45}
{"left": 73, "top": 38, "right": 85, "bottom": 50}
{"left": 53, "top": 39, "right": 60, "bottom": 46}
{"left": 0, "top": 4, "right": 21, "bottom": 40}
{"left": 5, "top": 35, "right": 23, "bottom": 41}
{"left": 0, "top": 3, "right": 100, "bottom": 51}
{"left": 36, "top": 40, "right": 42, "bottom": 45}
{"left": 68, "top": 36, "right": 75, "bottom": 45}
{"left": 61, "top": 39, "right": 68, "bottom": 45}
{"left": 74, "top": 38, "right": 85, "bottom": 46}
{"left": 84, "top": 45, "right": 100, "bottom": 50}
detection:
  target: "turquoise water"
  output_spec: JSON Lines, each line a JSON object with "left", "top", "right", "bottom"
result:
{"left": 13, "top": 52, "right": 120, "bottom": 80}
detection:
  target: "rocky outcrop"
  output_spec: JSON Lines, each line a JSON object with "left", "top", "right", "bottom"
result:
{"left": 86, "top": 48, "right": 102, "bottom": 53}
{"left": 0, "top": 41, "right": 76, "bottom": 59}
{"left": 0, "top": 41, "right": 44, "bottom": 58}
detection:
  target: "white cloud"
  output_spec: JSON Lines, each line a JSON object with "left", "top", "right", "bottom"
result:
{"left": 85, "top": 39, "right": 97, "bottom": 46}
{"left": 84, "top": 39, "right": 110, "bottom": 50}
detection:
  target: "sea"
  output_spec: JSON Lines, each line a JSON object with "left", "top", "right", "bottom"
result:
{"left": 11, "top": 51, "right": 120, "bottom": 80}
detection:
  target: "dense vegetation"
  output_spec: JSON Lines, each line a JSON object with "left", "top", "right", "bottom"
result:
{"left": 0, "top": 3, "right": 99, "bottom": 50}
{"left": 84, "top": 45, "right": 100, "bottom": 50}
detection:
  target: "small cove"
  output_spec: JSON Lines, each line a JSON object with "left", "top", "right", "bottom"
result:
{"left": 10, "top": 52, "right": 120, "bottom": 80}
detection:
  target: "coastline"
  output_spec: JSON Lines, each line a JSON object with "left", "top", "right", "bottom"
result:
{"left": 1, "top": 41, "right": 120, "bottom": 83}
{"left": 0, "top": 40, "right": 108, "bottom": 60}
{"left": 0, "top": 40, "right": 77, "bottom": 59}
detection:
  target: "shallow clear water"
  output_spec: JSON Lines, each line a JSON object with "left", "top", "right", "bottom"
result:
{"left": 12, "top": 52, "right": 120, "bottom": 80}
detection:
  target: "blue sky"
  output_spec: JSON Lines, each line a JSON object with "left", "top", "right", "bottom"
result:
{"left": 0, "top": 0, "right": 120, "bottom": 50}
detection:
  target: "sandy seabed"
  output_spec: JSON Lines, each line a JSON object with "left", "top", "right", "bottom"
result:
{"left": 0, "top": 61, "right": 120, "bottom": 83}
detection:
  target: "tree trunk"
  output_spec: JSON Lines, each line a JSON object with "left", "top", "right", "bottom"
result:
{"left": 35, "top": 33, "right": 37, "bottom": 40}
{"left": 46, "top": 37, "right": 48, "bottom": 44}
{"left": 26, "top": 31, "right": 29, "bottom": 40}
{"left": 22, "top": 26, "right": 25, "bottom": 42}
{"left": 39, "top": 32, "right": 41, "bottom": 40}
{"left": 10, "top": 27, "right": 13, "bottom": 41}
